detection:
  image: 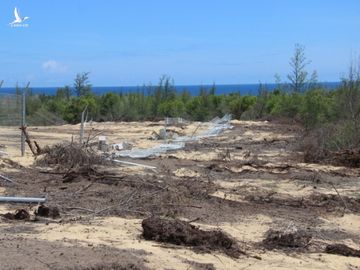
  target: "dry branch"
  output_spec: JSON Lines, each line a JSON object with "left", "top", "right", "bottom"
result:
{"left": 0, "top": 174, "right": 15, "bottom": 184}
{"left": 330, "top": 182, "right": 349, "bottom": 213}
{"left": 19, "top": 126, "right": 38, "bottom": 156}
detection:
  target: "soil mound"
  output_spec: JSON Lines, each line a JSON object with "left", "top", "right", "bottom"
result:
{"left": 263, "top": 229, "right": 312, "bottom": 249}
{"left": 1, "top": 209, "right": 30, "bottom": 220}
{"left": 142, "top": 217, "right": 244, "bottom": 258}
{"left": 35, "top": 205, "right": 60, "bottom": 219}
{"left": 309, "top": 193, "right": 360, "bottom": 212}
{"left": 325, "top": 244, "right": 360, "bottom": 258}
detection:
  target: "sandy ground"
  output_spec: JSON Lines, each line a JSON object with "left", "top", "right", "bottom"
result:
{"left": 0, "top": 120, "right": 360, "bottom": 269}
{"left": 0, "top": 121, "right": 210, "bottom": 166}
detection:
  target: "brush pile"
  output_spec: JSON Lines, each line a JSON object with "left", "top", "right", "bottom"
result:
{"left": 36, "top": 142, "right": 106, "bottom": 168}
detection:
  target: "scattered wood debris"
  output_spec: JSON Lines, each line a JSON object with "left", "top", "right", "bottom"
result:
{"left": 62, "top": 166, "right": 124, "bottom": 184}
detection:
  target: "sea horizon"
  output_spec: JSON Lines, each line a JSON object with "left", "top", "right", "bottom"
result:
{"left": 0, "top": 81, "right": 341, "bottom": 96}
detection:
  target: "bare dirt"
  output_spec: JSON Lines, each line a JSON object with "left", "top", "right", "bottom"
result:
{"left": 0, "top": 120, "right": 360, "bottom": 269}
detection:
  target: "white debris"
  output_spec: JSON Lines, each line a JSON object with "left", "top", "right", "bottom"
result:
{"left": 115, "top": 143, "right": 185, "bottom": 159}
{"left": 112, "top": 141, "right": 133, "bottom": 151}
{"left": 115, "top": 114, "right": 232, "bottom": 159}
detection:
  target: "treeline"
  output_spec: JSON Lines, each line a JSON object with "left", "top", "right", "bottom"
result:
{"left": 25, "top": 72, "right": 355, "bottom": 130}
{"left": 26, "top": 74, "right": 259, "bottom": 123}
{"left": 24, "top": 44, "right": 360, "bottom": 157}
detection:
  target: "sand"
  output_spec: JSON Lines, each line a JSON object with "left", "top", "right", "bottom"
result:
{"left": 0, "top": 120, "right": 359, "bottom": 269}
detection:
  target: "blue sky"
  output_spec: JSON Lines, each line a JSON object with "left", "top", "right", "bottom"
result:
{"left": 0, "top": 0, "right": 359, "bottom": 87}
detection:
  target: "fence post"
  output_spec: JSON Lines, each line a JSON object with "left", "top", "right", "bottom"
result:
{"left": 164, "top": 117, "right": 168, "bottom": 144}
{"left": 20, "top": 82, "right": 30, "bottom": 157}
{"left": 79, "top": 105, "right": 88, "bottom": 145}
{"left": 21, "top": 90, "right": 26, "bottom": 156}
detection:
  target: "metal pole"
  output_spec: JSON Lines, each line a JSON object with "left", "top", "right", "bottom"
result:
{"left": 20, "top": 82, "right": 30, "bottom": 157}
{"left": 20, "top": 90, "right": 26, "bottom": 156}
{"left": 112, "top": 159, "right": 157, "bottom": 170}
{"left": 0, "top": 196, "right": 46, "bottom": 203}
{"left": 80, "top": 111, "right": 84, "bottom": 144}
{"left": 164, "top": 118, "right": 167, "bottom": 144}
{"left": 79, "top": 105, "right": 88, "bottom": 144}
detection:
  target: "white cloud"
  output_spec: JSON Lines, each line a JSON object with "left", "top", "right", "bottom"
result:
{"left": 42, "top": 60, "right": 68, "bottom": 74}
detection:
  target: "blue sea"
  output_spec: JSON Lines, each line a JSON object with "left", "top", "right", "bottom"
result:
{"left": 0, "top": 82, "right": 341, "bottom": 96}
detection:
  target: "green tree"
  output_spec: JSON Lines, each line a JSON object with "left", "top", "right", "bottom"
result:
{"left": 158, "top": 99, "right": 185, "bottom": 117}
{"left": 228, "top": 94, "right": 256, "bottom": 119}
{"left": 74, "top": 72, "right": 92, "bottom": 97}
{"left": 271, "top": 92, "right": 304, "bottom": 119}
{"left": 300, "top": 89, "right": 333, "bottom": 129}
{"left": 62, "top": 94, "right": 99, "bottom": 123}
{"left": 99, "top": 92, "right": 121, "bottom": 121}
{"left": 157, "top": 75, "right": 176, "bottom": 101}
{"left": 56, "top": 86, "right": 71, "bottom": 101}
{"left": 287, "top": 44, "right": 315, "bottom": 93}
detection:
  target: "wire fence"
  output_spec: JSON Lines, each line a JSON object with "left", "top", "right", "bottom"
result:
{"left": 0, "top": 93, "right": 22, "bottom": 157}
{"left": 0, "top": 85, "right": 70, "bottom": 157}
{"left": 27, "top": 107, "right": 66, "bottom": 126}
{"left": 0, "top": 93, "right": 21, "bottom": 126}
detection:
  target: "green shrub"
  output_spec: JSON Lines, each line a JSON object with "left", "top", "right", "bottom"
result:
{"left": 300, "top": 89, "right": 334, "bottom": 129}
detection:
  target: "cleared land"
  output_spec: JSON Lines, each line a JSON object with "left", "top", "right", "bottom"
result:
{"left": 0, "top": 120, "right": 359, "bottom": 269}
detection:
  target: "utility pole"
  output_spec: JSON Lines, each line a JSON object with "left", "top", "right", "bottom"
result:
{"left": 20, "top": 82, "right": 30, "bottom": 156}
